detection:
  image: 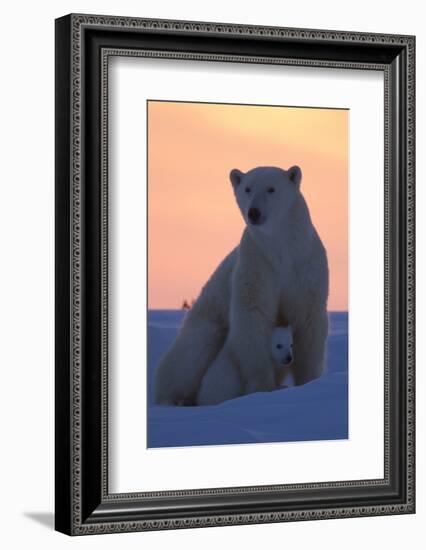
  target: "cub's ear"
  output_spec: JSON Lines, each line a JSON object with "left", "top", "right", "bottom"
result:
{"left": 230, "top": 168, "right": 245, "bottom": 189}
{"left": 287, "top": 165, "right": 302, "bottom": 187}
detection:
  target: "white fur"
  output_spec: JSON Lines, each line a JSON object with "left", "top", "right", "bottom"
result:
{"left": 271, "top": 326, "right": 296, "bottom": 388}
{"left": 196, "top": 346, "right": 242, "bottom": 406}
{"left": 154, "top": 166, "right": 329, "bottom": 406}
{"left": 197, "top": 326, "right": 294, "bottom": 406}
{"left": 271, "top": 326, "right": 293, "bottom": 366}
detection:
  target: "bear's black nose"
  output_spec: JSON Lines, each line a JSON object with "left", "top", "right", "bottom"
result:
{"left": 248, "top": 207, "right": 261, "bottom": 224}
{"left": 286, "top": 354, "right": 293, "bottom": 363}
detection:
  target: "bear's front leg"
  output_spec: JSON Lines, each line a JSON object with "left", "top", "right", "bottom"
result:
{"left": 226, "top": 259, "right": 278, "bottom": 395}
{"left": 154, "top": 312, "right": 227, "bottom": 405}
{"left": 293, "top": 312, "right": 329, "bottom": 385}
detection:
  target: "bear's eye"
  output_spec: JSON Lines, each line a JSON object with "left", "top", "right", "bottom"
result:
{"left": 276, "top": 344, "right": 283, "bottom": 349}
{"left": 245, "top": 187, "right": 251, "bottom": 193}
{"left": 267, "top": 187, "right": 275, "bottom": 193}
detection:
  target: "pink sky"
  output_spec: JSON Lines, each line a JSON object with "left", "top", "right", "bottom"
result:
{"left": 148, "top": 101, "right": 348, "bottom": 311}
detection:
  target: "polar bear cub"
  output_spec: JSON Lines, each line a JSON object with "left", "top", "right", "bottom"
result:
{"left": 271, "top": 326, "right": 296, "bottom": 388}
{"left": 197, "top": 326, "right": 294, "bottom": 406}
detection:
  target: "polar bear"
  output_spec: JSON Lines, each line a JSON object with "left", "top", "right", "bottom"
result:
{"left": 271, "top": 326, "right": 296, "bottom": 388}
{"left": 154, "top": 166, "right": 329, "bottom": 406}
{"left": 197, "top": 326, "right": 294, "bottom": 406}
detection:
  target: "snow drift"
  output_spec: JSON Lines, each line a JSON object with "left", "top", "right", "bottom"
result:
{"left": 147, "top": 311, "right": 348, "bottom": 448}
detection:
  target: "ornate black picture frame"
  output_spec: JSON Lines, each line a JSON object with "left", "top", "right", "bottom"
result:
{"left": 55, "top": 13, "right": 415, "bottom": 535}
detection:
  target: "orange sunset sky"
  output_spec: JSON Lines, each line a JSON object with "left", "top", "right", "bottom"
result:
{"left": 148, "top": 101, "right": 348, "bottom": 311}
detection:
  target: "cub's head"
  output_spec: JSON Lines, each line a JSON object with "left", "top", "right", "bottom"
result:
{"left": 271, "top": 326, "right": 294, "bottom": 367}
{"left": 230, "top": 166, "right": 302, "bottom": 234}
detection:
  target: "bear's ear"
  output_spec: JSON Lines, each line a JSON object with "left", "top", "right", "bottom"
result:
{"left": 230, "top": 168, "right": 245, "bottom": 189}
{"left": 287, "top": 165, "right": 302, "bottom": 188}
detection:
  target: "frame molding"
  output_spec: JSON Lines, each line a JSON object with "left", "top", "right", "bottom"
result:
{"left": 55, "top": 13, "right": 415, "bottom": 535}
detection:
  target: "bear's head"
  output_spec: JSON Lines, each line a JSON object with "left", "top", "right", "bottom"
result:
{"left": 271, "top": 326, "right": 294, "bottom": 367}
{"left": 230, "top": 166, "right": 302, "bottom": 234}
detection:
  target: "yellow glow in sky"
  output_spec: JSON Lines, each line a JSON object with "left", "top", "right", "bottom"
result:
{"left": 148, "top": 101, "right": 348, "bottom": 311}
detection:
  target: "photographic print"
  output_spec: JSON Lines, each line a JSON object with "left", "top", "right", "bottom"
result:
{"left": 147, "top": 100, "right": 348, "bottom": 448}
{"left": 56, "top": 15, "right": 415, "bottom": 534}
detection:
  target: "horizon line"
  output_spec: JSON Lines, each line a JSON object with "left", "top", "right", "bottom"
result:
{"left": 148, "top": 308, "right": 349, "bottom": 313}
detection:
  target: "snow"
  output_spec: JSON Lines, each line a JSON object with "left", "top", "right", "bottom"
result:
{"left": 147, "top": 311, "right": 348, "bottom": 448}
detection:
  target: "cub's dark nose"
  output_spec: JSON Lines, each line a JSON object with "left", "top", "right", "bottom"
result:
{"left": 248, "top": 207, "right": 261, "bottom": 224}
{"left": 286, "top": 354, "right": 293, "bottom": 364}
